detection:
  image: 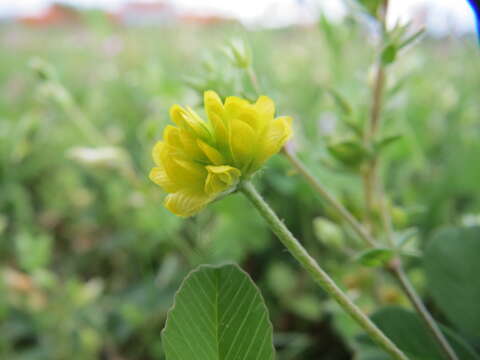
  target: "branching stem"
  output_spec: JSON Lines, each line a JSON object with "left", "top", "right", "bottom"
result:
{"left": 362, "top": 1, "right": 459, "bottom": 358}
{"left": 240, "top": 180, "right": 408, "bottom": 360}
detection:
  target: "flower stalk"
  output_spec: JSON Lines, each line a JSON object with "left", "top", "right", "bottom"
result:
{"left": 283, "top": 148, "right": 378, "bottom": 248}
{"left": 284, "top": 136, "right": 459, "bottom": 360}
{"left": 361, "top": 2, "right": 460, "bottom": 358}
{"left": 387, "top": 260, "right": 459, "bottom": 360}
{"left": 239, "top": 180, "right": 409, "bottom": 360}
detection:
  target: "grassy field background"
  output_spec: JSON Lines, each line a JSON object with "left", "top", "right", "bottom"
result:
{"left": 1, "top": 14, "right": 480, "bottom": 359}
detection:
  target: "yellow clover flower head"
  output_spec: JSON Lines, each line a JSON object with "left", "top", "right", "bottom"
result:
{"left": 149, "top": 90, "right": 293, "bottom": 217}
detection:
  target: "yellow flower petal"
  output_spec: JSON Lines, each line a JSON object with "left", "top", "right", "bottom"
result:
{"left": 185, "top": 106, "right": 212, "bottom": 140}
{"left": 149, "top": 166, "right": 179, "bottom": 193}
{"left": 152, "top": 141, "right": 165, "bottom": 166}
{"left": 253, "top": 116, "right": 293, "bottom": 170}
{"left": 229, "top": 119, "right": 256, "bottom": 171}
{"left": 174, "top": 158, "right": 207, "bottom": 178}
{"left": 204, "top": 90, "right": 224, "bottom": 119}
{"left": 164, "top": 191, "right": 211, "bottom": 217}
{"left": 209, "top": 112, "right": 228, "bottom": 149}
{"left": 204, "top": 91, "right": 228, "bottom": 148}
{"left": 254, "top": 95, "right": 275, "bottom": 120}
{"left": 225, "top": 96, "right": 251, "bottom": 119}
{"left": 178, "top": 128, "right": 207, "bottom": 161}
{"left": 238, "top": 107, "right": 262, "bottom": 131}
{"left": 150, "top": 91, "right": 294, "bottom": 217}
{"left": 204, "top": 165, "right": 241, "bottom": 195}
{"left": 160, "top": 150, "right": 205, "bottom": 191}
{"left": 170, "top": 104, "right": 188, "bottom": 128}
{"left": 197, "top": 139, "right": 225, "bottom": 165}
{"left": 163, "top": 125, "right": 182, "bottom": 148}
{"left": 170, "top": 105, "right": 211, "bottom": 140}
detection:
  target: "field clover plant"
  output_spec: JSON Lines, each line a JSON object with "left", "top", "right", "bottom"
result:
{"left": 4, "top": 0, "right": 480, "bottom": 358}
{"left": 149, "top": 97, "right": 409, "bottom": 359}
{"left": 152, "top": 2, "right": 466, "bottom": 359}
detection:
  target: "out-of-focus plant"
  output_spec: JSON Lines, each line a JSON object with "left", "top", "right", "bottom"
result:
{"left": 274, "top": 2, "right": 461, "bottom": 359}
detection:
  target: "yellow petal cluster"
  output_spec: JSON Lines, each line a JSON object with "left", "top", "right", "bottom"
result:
{"left": 149, "top": 90, "right": 293, "bottom": 217}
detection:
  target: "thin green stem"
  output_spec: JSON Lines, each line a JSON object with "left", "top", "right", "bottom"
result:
{"left": 246, "top": 66, "right": 261, "bottom": 95}
{"left": 50, "top": 84, "right": 107, "bottom": 146}
{"left": 379, "top": 187, "right": 459, "bottom": 360}
{"left": 363, "top": 0, "right": 387, "bottom": 232}
{"left": 361, "top": 3, "right": 460, "bottom": 358}
{"left": 368, "top": 64, "right": 386, "bottom": 140}
{"left": 48, "top": 82, "right": 144, "bottom": 188}
{"left": 283, "top": 148, "right": 378, "bottom": 248}
{"left": 285, "top": 148, "right": 459, "bottom": 360}
{"left": 240, "top": 180, "right": 409, "bottom": 360}
{"left": 363, "top": 64, "right": 384, "bottom": 235}
{"left": 388, "top": 260, "right": 459, "bottom": 360}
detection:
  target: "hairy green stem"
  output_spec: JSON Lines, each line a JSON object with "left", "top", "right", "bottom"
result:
{"left": 379, "top": 187, "right": 459, "bottom": 360}
{"left": 363, "top": 4, "right": 459, "bottom": 358}
{"left": 283, "top": 148, "right": 378, "bottom": 248}
{"left": 363, "top": 0, "right": 387, "bottom": 233}
{"left": 284, "top": 149, "right": 459, "bottom": 360}
{"left": 240, "top": 180, "right": 409, "bottom": 360}
{"left": 387, "top": 260, "right": 459, "bottom": 360}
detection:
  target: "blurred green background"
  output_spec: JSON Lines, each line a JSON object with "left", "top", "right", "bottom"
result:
{"left": 1, "top": 5, "right": 480, "bottom": 359}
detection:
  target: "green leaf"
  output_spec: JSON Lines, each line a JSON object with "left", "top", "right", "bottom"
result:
{"left": 162, "top": 264, "right": 275, "bottom": 360}
{"left": 15, "top": 232, "right": 52, "bottom": 272}
{"left": 381, "top": 44, "right": 398, "bottom": 65}
{"left": 368, "top": 307, "right": 480, "bottom": 360}
{"left": 223, "top": 38, "right": 252, "bottom": 69}
{"left": 356, "top": 248, "right": 395, "bottom": 267}
{"left": 0, "top": 214, "right": 7, "bottom": 235}
{"left": 399, "top": 27, "right": 426, "bottom": 49}
{"left": 326, "top": 88, "right": 352, "bottom": 116}
{"left": 356, "top": 347, "right": 390, "bottom": 360}
{"left": 356, "top": 0, "right": 383, "bottom": 18}
{"left": 425, "top": 226, "right": 480, "bottom": 338}
{"left": 394, "top": 228, "right": 418, "bottom": 249}
{"left": 318, "top": 15, "right": 341, "bottom": 57}
{"left": 374, "top": 134, "right": 403, "bottom": 153}
{"left": 327, "top": 139, "right": 369, "bottom": 168}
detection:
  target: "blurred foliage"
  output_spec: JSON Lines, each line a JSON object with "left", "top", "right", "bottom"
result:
{"left": 367, "top": 307, "right": 480, "bottom": 359}
{"left": 0, "top": 8, "right": 479, "bottom": 359}
{"left": 425, "top": 227, "right": 480, "bottom": 338}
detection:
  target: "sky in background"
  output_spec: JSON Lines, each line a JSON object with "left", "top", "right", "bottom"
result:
{"left": 0, "top": 0, "right": 476, "bottom": 33}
